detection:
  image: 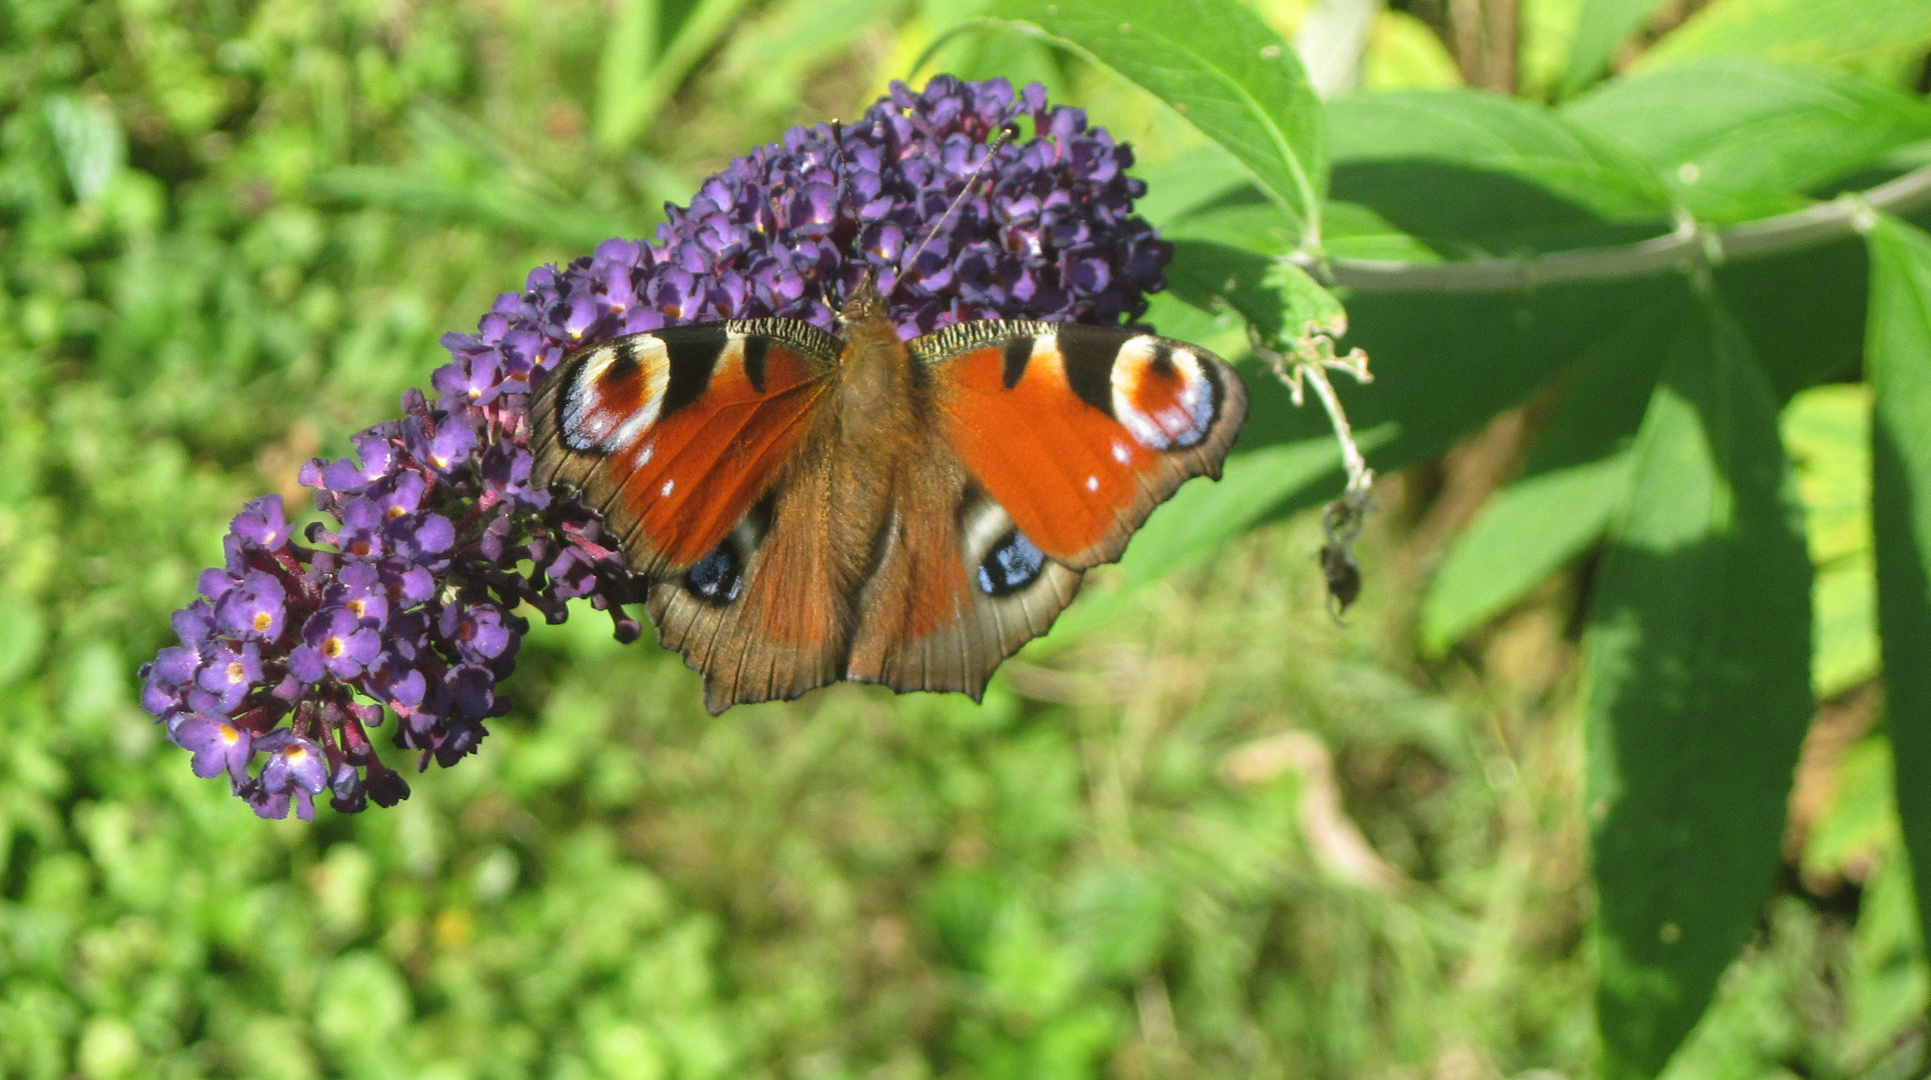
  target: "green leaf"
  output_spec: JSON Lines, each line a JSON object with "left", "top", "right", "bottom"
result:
{"left": 988, "top": 0, "right": 1326, "bottom": 245}
{"left": 1781, "top": 384, "right": 1878, "bottom": 698}
{"left": 1162, "top": 239, "right": 1345, "bottom": 353}
{"left": 1716, "top": 234, "right": 1871, "bottom": 399}
{"left": 1561, "top": 0, "right": 1673, "bottom": 98}
{"left": 1422, "top": 455, "right": 1632, "bottom": 653}
{"left": 1158, "top": 186, "right": 1301, "bottom": 256}
{"left": 1639, "top": 0, "right": 1931, "bottom": 73}
{"left": 1131, "top": 140, "right": 1251, "bottom": 223}
{"left": 1564, "top": 60, "right": 1931, "bottom": 222}
{"left": 1419, "top": 299, "right": 1681, "bottom": 653}
{"left": 1312, "top": 277, "right": 1686, "bottom": 468}
{"left": 1866, "top": 214, "right": 1931, "bottom": 985}
{"left": 1327, "top": 90, "right": 1672, "bottom": 259}
{"left": 1581, "top": 302, "right": 1813, "bottom": 1079}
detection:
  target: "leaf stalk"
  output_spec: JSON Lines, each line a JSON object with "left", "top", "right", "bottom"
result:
{"left": 1293, "top": 163, "right": 1931, "bottom": 293}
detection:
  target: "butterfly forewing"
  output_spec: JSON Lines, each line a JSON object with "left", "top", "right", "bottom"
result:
{"left": 913, "top": 320, "right": 1248, "bottom": 569}
{"left": 529, "top": 321, "right": 841, "bottom": 580}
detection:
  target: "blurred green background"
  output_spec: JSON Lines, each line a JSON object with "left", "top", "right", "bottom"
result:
{"left": 2, "top": 0, "right": 1926, "bottom": 1077}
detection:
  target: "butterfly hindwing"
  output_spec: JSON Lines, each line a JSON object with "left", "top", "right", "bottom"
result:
{"left": 913, "top": 320, "right": 1248, "bottom": 569}
{"left": 844, "top": 469, "right": 1084, "bottom": 702}
{"left": 529, "top": 320, "right": 841, "bottom": 580}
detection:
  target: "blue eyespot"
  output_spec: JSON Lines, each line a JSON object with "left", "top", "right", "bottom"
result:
{"left": 977, "top": 530, "right": 1045, "bottom": 596}
{"left": 686, "top": 543, "right": 744, "bottom": 604}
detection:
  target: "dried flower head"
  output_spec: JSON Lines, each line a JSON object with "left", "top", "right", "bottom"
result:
{"left": 139, "top": 76, "right": 1171, "bottom": 817}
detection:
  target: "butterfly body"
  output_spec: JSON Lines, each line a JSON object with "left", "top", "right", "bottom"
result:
{"left": 530, "top": 280, "right": 1246, "bottom": 713}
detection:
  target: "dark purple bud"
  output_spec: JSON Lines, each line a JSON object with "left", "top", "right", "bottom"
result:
{"left": 366, "top": 767, "right": 411, "bottom": 807}
{"left": 443, "top": 664, "right": 495, "bottom": 720}
{"left": 434, "top": 718, "right": 487, "bottom": 768}
{"left": 329, "top": 763, "right": 367, "bottom": 814}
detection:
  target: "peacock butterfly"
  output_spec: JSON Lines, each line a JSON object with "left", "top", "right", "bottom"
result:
{"left": 529, "top": 273, "right": 1247, "bottom": 713}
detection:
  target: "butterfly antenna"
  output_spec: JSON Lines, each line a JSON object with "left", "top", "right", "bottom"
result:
{"left": 828, "top": 119, "right": 856, "bottom": 308}
{"left": 897, "top": 122, "right": 1019, "bottom": 295}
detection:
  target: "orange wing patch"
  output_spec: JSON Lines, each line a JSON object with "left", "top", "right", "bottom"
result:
{"left": 924, "top": 324, "right": 1246, "bottom": 570}
{"left": 605, "top": 340, "right": 824, "bottom": 565}
{"left": 940, "top": 342, "right": 1147, "bottom": 559}
{"left": 530, "top": 326, "right": 836, "bottom": 579}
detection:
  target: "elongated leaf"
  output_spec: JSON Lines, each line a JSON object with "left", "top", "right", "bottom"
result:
{"left": 1561, "top": 0, "right": 1673, "bottom": 98}
{"left": 1865, "top": 215, "right": 1931, "bottom": 977}
{"left": 1641, "top": 0, "right": 1931, "bottom": 73}
{"left": 1327, "top": 90, "right": 1672, "bottom": 259}
{"left": 312, "top": 167, "right": 647, "bottom": 250}
{"left": 1423, "top": 456, "right": 1632, "bottom": 653}
{"left": 1419, "top": 296, "right": 1681, "bottom": 652}
{"left": 989, "top": 0, "right": 1326, "bottom": 245}
{"left": 1582, "top": 303, "right": 1812, "bottom": 1079}
{"left": 1717, "top": 234, "right": 1871, "bottom": 400}
{"left": 1565, "top": 60, "right": 1931, "bottom": 222}
{"left": 1781, "top": 384, "right": 1879, "bottom": 698}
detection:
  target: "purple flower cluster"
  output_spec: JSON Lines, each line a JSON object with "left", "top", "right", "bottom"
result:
{"left": 140, "top": 76, "right": 1171, "bottom": 817}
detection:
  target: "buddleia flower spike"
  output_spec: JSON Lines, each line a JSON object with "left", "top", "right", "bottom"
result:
{"left": 139, "top": 76, "right": 1174, "bottom": 817}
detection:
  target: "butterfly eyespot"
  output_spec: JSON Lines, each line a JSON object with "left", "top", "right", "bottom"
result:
{"left": 560, "top": 337, "right": 670, "bottom": 454}
{"left": 976, "top": 530, "right": 1046, "bottom": 596}
{"left": 680, "top": 503, "right": 769, "bottom": 607}
{"left": 1111, "top": 338, "right": 1216, "bottom": 450}
{"left": 685, "top": 543, "right": 744, "bottom": 606}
